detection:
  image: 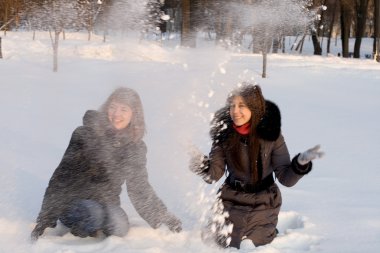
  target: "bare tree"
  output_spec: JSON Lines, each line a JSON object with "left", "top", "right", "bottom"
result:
{"left": 29, "top": 0, "right": 82, "bottom": 72}
{"left": 310, "top": 0, "right": 325, "bottom": 55}
{"left": 353, "top": 0, "right": 370, "bottom": 58}
{"left": 231, "top": 0, "right": 314, "bottom": 77}
{"left": 311, "top": 28, "right": 323, "bottom": 54}
{"left": 374, "top": 0, "right": 380, "bottom": 61}
{"left": 340, "top": 0, "right": 355, "bottom": 57}
{"left": 181, "top": 0, "right": 198, "bottom": 47}
{"left": 77, "top": 0, "right": 103, "bottom": 41}
{"left": 326, "top": 0, "right": 339, "bottom": 54}
{"left": 93, "top": 0, "right": 113, "bottom": 42}
{"left": 0, "top": 0, "right": 24, "bottom": 34}
{"left": 0, "top": 36, "right": 3, "bottom": 58}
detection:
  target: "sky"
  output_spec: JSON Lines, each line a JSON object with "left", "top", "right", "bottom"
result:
{"left": 0, "top": 31, "right": 380, "bottom": 253}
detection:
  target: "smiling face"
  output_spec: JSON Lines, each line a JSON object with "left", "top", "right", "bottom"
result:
{"left": 107, "top": 101, "right": 133, "bottom": 130}
{"left": 229, "top": 95, "right": 252, "bottom": 126}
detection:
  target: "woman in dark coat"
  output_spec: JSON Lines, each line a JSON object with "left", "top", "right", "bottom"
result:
{"left": 31, "top": 87, "right": 182, "bottom": 241}
{"left": 189, "top": 84, "right": 323, "bottom": 249}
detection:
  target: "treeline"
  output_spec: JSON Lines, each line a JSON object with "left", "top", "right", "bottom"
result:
{"left": 0, "top": 0, "right": 379, "bottom": 60}
{"left": 176, "top": 0, "right": 380, "bottom": 59}
{"left": 0, "top": 0, "right": 163, "bottom": 40}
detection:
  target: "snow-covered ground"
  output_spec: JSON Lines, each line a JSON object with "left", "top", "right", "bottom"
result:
{"left": 0, "top": 31, "right": 379, "bottom": 253}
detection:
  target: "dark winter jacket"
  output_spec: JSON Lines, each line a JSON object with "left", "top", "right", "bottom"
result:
{"left": 201, "top": 101, "right": 312, "bottom": 247}
{"left": 205, "top": 100, "right": 312, "bottom": 192}
{"left": 36, "top": 110, "right": 170, "bottom": 229}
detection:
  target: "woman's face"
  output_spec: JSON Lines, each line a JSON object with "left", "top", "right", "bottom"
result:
{"left": 229, "top": 95, "right": 252, "bottom": 126}
{"left": 107, "top": 101, "right": 133, "bottom": 130}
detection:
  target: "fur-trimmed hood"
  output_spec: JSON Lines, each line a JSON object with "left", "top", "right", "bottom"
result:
{"left": 210, "top": 100, "right": 281, "bottom": 143}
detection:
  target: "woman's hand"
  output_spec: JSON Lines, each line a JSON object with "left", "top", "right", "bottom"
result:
{"left": 163, "top": 213, "right": 182, "bottom": 233}
{"left": 187, "top": 145, "right": 208, "bottom": 175}
{"left": 297, "top": 145, "right": 324, "bottom": 165}
{"left": 30, "top": 223, "right": 46, "bottom": 242}
{"left": 30, "top": 219, "right": 57, "bottom": 242}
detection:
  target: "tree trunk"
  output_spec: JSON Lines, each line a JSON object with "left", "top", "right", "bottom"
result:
{"left": 354, "top": 0, "right": 369, "bottom": 58}
{"left": 317, "top": 0, "right": 327, "bottom": 37}
{"left": 88, "top": 18, "right": 93, "bottom": 41}
{"left": 327, "top": 0, "right": 338, "bottom": 54}
{"left": 290, "top": 35, "right": 299, "bottom": 50}
{"left": 224, "top": 9, "right": 233, "bottom": 46}
{"left": 53, "top": 30, "right": 60, "bottom": 72}
{"left": 214, "top": 5, "right": 223, "bottom": 43}
{"left": 0, "top": 37, "right": 3, "bottom": 59}
{"left": 299, "top": 36, "right": 306, "bottom": 53}
{"left": 4, "top": 2, "right": 9, "bottom": 34}
{"left": 261, "top": 34, "right": 272, "bottom": 78}
{"left": 262, "top": 51, "right": 267, "bottom": 78}
{"left": 374, "top": 36, "right": 377, "bottom": 57}
{"left": 375, "top": 0, "right": 380, "bottom": 61}
{"left": 311, "top": 29, "right": 322, "bottom": 55}
{"left": 181, "top": 0, "right": 195, "bottom": 47}
{"left": 295, "top": 33, "right": 306, "bottom": 52}
{"left": 340, "top": 2, "right": 352, "bottom": 58}
{"left": 252, "top": 33, "right": 261, "bottom": 53}
{"left": 272, "top": 37, "right": 279, "bottom": 53}
{"left": 190, "top": 0, "right": 199, "bottom": 46}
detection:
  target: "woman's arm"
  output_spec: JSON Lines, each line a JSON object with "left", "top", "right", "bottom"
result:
{"left": 126, "top": 142, "right": 181, "bottom": 232}
{"left": 272, "top": 134, "right": 312, "bottom": 187}
{"left": 189, "top": 143, "right": 226, "bottom": 183}
{"left": 205, "top": 144, "right": 227, "bottom": 183}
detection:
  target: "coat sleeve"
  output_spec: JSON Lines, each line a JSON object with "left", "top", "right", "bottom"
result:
{"left": 125, "top": 141, "right": 170, "bottom": 229}
{"left": 192, "top": 143, "right": 226, "bottom": 184}
{"left": 202, "top": 144, "right": 226, "bottom": 183}
{"left": 35, "top": 127, "right": 86, "bottom": 227}
{"left": 271, "top": 133, "right": 312, "bottom": 187}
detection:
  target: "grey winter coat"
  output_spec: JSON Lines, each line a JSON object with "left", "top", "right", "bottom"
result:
{"left": 36, "top": 110, "right": 171, "bottom": 230}
{"left": 201, "top": 101, "right": 312, "bottom": 248}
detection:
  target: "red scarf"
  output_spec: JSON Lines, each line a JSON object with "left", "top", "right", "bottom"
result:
{"left": 233, "top": 122, "right": 251, "bottom": 135}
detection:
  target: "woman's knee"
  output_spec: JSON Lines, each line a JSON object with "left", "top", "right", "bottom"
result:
{"left": 104, "top": 205, "right": 130, "bottom": 237}
{"left": 59, "top": 199, "right": 106, "bottom": 237}
{"left": 247, "top": 226, "right": 277, "bottom": 246}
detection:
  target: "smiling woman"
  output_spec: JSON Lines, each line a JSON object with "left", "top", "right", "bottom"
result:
{"left": 229, "top": 96, "right": 252, "bottom": 127}
{"left": 31, "top": 87, "right": 182, "bottom": 241}
{"left": 107, "top": 102, "right": 133, "bottom": 130}
{"left": 99, "top": 87, "right": 146, "bottom": 142}
{"left": 189, "top": 83, "right": 324, "bottom": 249}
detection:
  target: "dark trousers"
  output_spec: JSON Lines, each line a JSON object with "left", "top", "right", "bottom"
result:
{"left": 211, "top": 183, "right": 282, "bottom": 249}
{"left": 59, "top": 199, "right": 129, "bottom": 238}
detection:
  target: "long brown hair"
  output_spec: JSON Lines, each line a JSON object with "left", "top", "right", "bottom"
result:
{"left": 226, "top": 84, "right": 266, "bottom": 183}
{"left": 100, "top": 87, "right": 146, "bottom": 142}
